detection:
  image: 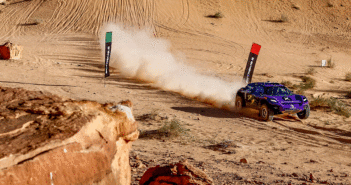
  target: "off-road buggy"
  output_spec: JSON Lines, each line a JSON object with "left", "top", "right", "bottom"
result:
{"left": 235, "top": 82, "right": 310, "bottom": 121}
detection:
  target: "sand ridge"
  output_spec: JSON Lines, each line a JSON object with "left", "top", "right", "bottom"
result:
{"left": 0, "top": 0, "right": 350, "bottom": 184}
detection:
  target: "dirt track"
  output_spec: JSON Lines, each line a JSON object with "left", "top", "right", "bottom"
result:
{"left": 0, "top": 0, "right": 351, "bottom": 184}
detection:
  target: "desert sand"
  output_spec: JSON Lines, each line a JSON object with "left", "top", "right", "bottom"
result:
{"left": 0, "top": 0, "right": 351, "bottom": 184}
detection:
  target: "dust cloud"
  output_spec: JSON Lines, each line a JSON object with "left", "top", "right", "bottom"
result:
{"left": 100, "top": 23, "right": 244, "bottom": 107}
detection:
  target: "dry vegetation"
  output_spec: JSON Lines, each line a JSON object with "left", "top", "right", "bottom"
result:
{"left": 139, "top": 119, "right": 189, "bottom": 139}
{"left": 291, "top": 4, "right": 300, "bottom": 10}
{"left": 345, "top": 72, "right": 351, "bottom": 81}
{"left": 281, "top": 76, "right": 316, "bottom": 95}
{"left": 204, "top": 140, "right": 238, "bottom": 154}
{"left": 306, "top": 67, "right": 316, "bottom": 75}
{"left": 280, "top": 70, "right": 351, "bottom": 118}
{"left": 347, "top": 91, "right": 351, "bottom": 98}
{"left": 206, "top": 12, "right": 223, "bottom": 19}
{"left": 299, "top": 76, "right": 316, "bottom": 89}
{"left": 310, "top": 96, "right": 351, "bottom": 118}
{"left": 327, "top": 2, "right": 334, "bottom": 7}
{"left": 157, "top": 119, "right": 189, "bottom": 138}
{"left": 327, "top": 58, "right": 335, "bottom": 68}
{"left": 137, "top": 109, "right": 165, "bottom": 121}
{"left": 270, "top": 14, "right": 288, "bottom": 23}
{"left": 280, "top": 80, "right": 294, "bottom": 89}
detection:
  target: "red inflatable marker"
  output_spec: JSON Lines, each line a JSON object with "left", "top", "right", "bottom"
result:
{"left": 243, "top": 43, "right": 261, "bottom": 84}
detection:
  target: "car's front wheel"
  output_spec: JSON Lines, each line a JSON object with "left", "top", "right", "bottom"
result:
{"left": 234, "top": 96, "right": 243, "bottom": 112}
{"left": 259, "top": 104, "right": 274, "bottom": 121}
{"left": 297, "top": 104, "right": 310, "bottom": 119}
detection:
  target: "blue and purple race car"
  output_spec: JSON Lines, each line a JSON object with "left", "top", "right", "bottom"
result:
{"left": 235, "top": 82, "right": 310, "bottom": 121}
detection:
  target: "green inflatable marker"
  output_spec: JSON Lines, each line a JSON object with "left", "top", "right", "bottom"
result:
{"left": 105, "top": 32, "right": 112, "bottom": 77}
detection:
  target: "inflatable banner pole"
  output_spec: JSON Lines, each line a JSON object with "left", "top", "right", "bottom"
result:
{"left": 105, "top": 32, "right": 112, "bottom": 78}
{"left": 243, "top": 43, "right": 261, "bottom": 84}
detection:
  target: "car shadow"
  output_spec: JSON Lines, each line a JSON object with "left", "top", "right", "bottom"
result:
{"left": 171, "top": 106, "right": 240, "bottom": 119}
{"left": 171, "top": 106, "right": 278, "bottom": 121}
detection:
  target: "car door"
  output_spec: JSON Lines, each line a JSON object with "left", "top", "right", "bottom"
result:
{"left": 246, "top": 86, "right": 257, "bottom": 107}
{"left": 247, "top": 85, "right": 264, "bottom": 108}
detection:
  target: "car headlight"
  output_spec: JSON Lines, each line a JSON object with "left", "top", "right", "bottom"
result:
{"left": 303, "top": 97, "right": 308, "bottom": 102}
{"left": 269, "top": 98, "right": 277, "bottom": 103}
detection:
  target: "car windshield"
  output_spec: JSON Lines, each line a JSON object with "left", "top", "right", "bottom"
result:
{"left": 265, "top": 86, "right": 292, "bottom": 96}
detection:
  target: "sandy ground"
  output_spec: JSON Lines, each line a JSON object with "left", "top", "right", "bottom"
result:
{"left": 0, "top": 0, "right": 351, "bottom": 184}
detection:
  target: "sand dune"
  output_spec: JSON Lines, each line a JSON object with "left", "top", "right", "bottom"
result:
{"left": 0, "top": 0, "right": 350, "bottom": 184}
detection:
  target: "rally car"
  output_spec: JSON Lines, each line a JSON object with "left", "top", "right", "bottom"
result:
{"left": 234, "top": 82, "right": 310, "bottom": 121}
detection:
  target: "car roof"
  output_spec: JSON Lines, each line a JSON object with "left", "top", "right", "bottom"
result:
{"left": 248, "top": 82, "right": 284, "bottom": 87}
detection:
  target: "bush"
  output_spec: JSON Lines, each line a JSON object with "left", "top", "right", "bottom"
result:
{"left": 32, "top": 18, "right": 43, "bottom": 25}
{"left": 157, "top": 119, "right": 189, "bottom": 138}
{"left": 345, "top": 72, "right": 351, "bottom": 81}
{"left": 299, "top": 76, "right": 316, "bottom": 90}
{"left": 281, "top": 80, "right": 292, "bottom": 87}
{"left": 137, "top": 109, "right": 165, "bottom": 121}
{"left": 265, "top": 14, "right": 288, "bottom": 23}
{"left": 281, "top": 80, "right": 297, "bottom": 90}
{"left": 306, "top": 67, "right": 316, "bottom": 75}
{"left": 327, "top": 58, "right": 335, "bottom": 68}
{"left": 295, "top": 89, "right": 306, "bottom": 95}
{"left": 204, "top": 140, "right": 237, "bottom": 154}
{"left": 139, "top": 119, "right": 189, "bottom": 139}
{"left": 291, "top": 4, "right": 300, "bottom": 10}
{"left": 280, "top": 14, "right": 288, "bottom": 22}
{"left": 286, "top": 76, "right": 316, "bottom": 94}
{"left": 310, "top": 96, "right": 351, "bottom": 118}
{"left": 214, "top": 12, "right": 223, "bottom": 18}
{"left": 309, "top": 96, "right": 329, "bottom": 110}
{"left": 206, "top": 12, "right": 223, "bottom": 19}
{"left": 328, "top": 98, "right": 350, "bottom": 118}
{"left": 346, "top": 91, "right": 351, "bottom": 98}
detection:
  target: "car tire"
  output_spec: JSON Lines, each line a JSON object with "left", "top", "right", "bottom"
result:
{"left": 297, "top": 104, "right": 310, "bottom": 119}
{"left": 234, "top": 96, "right": 243, "bottom": 112}
{"left": 259, "top": 104, "right": 274, "bottom": 121}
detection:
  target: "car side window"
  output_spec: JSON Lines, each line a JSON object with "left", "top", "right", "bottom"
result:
{"left": 250, "top": 87, "right": 256, "bottom": 94}
{"left": 252, "top": 86, "right": 264, "bottom": 95}
{"left": 245, "top": 85, "right": 254, "bottom": 93}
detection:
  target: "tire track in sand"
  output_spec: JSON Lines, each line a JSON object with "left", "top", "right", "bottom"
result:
{"left": 45, "top": 0, "right": 154, "bottom": 35}
{"left": 0, "top": 0, "right": 44, "bottom": 39}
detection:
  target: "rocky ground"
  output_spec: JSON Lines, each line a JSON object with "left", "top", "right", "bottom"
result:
{"left": 0, "top": 0, "right": 351, "bottom": 184}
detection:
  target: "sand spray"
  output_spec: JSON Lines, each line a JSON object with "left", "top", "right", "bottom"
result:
{"left": 100, "top": 23, "right": 244, "bottom": 108}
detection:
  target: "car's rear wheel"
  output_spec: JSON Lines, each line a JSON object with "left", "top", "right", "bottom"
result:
{"left": 259, "top": 104, "right": 274, "bottom": 121}
{"left": 297, "top": 104, "right": 310, "bottom": 119}
{"left": 234, "top": 96, "right": 243, "bottom": 112}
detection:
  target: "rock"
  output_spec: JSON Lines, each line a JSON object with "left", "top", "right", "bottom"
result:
{"left": 140, "top": 160, "right": 213, "bottom": 185}
{"left": 0, "top": 42, "right": 22, "bottom": 60}
{"left": 0, "top": 0, "right": 8, "bottom": 5}
{"left": 240, "top": 158, "right": 248, "bottom": 164}
{"left": 137, "top": 161, "right": 146, "bottom": 168}
{"left": 310, "top": 173, "right": 314, "bottom": 182}
{"left": 205, "top": 140, "right": 238, "bottom": 154}
{"left": 0, "top": 86, "right": 139, "bottom": 185}
{"left": 309, "top": 159, "right": 317, "bottom": 163}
